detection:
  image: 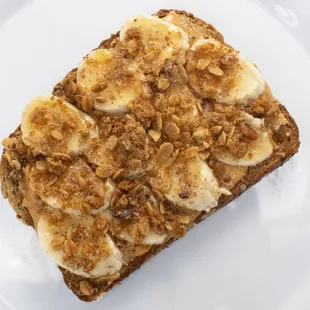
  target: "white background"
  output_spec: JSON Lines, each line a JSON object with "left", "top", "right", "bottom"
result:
{"left": 0, "top": 1, "right": 310, "bottom": 309}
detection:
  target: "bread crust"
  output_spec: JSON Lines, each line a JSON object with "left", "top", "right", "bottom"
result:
{"left": 0, "top": 9, "right": 300, "bottom": 302}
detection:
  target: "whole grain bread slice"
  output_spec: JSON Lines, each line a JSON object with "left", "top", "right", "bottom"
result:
{"left": 0, "top": 9, "right": 300, "bottom": 302}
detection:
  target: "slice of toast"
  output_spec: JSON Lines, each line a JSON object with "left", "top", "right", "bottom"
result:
{"left": 0, "top": 9, "right": 300, "bottom": 302}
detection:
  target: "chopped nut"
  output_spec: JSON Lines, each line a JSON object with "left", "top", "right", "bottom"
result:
{"left": 127, "top": 158, "right": 143, "bottom": 170}
{"left": 220, "top": 54, "right": 238, "bottom": 65}
{"left": 118, "top": 194, "right": 129, "bottom": 208}
{"left": 148, "top": 130, "right": 161, "bottom": 142}
{"left": 150, "top": 218, "right": 166, "bottom": 235}
{"left": 52, "top": 153, "right": 72, "bottom": 160}
{"left": 165, "top": 222, "right": 173, "bottom": 231}
{"left": 51, "top": 235, "right": 65, "bottom": 250}
{"left": 152, "top": 188, "right": 164, "bottom": 200}
{"left": 156, "top": 142, "right": 174, "bottom": 164}
{"left": 112, "top": 168, "right": 126, "bottom": 180}
{"left": 80, "top": 95, "right": 94, "bottom": 112}
{"left": 171, "top": 148, "right": 180, "bottom": 163}
{"left": 196, "top": 58, "right": 211, "bottom": 70}
{"left": 158, "top": 76, "right": 171, "bottom": 90}
{"left": 142, "top": 86, "right": 152, "bottom": 99}
{"left": 208, "top": 65, "right": 224, "bottom": 76}
{"left": 36, "top": 160, "right": 47, "bottom": 171}
{"left": 51, "top": 130, "right": 64, "bottom": 141}
{"left": 127, "top": 39, "right": 138, "bottom": 55}
{"left": 65, "top": 239, "right": 78, "bottom": 257}
{"left": 152, "top": 63, "right": 162, "bottom": 76}
{"left": 155, "top": 113, "right": 163, "bottom": 130}
{"left": 66, "top": 226, "right": 73, "bottom": 240}
{"left": 222, "top": 121, "right": 233, "bottom": 133}
{"left": 117, "top": 180, "right": 136, "bottom": 191}
{"left": 275, "top": 152, "right": 286, "bottom": 157}
{"left": 228, "top": 125, "right": 236, "bottom": 139}
{"left": 182, "top": 146, "right": 199, "bottom": 159}
{"left": 91, "top": 82, "right": 107, "bottom": 92}
{"left": 106, "top": 135, "right": 118, "bottom": 151}
{"left": 172, "top": 114, "right": 182, "bottom": 126}
{"left": 225, "top": 105, "right": 237, "bottom": 118}
{"left": 129, "top": 183, "right": 143, "bottom": 195}
{"left": 159, "top": 203, "right": 166, "bottom": 214}
{"left": 111, "top": 188, "right": 121, "bottom": 208}
{"left": 95, "top": 164, "right": 115, "bottom": 178}
{"left": 11, "top": 159, "right": 21, "bottom": 170}
{"left": 203, "top": 141, "right": 210, "bottom": 149}
{"left": 145, "top": 119, "right": 152, "bottom": 128}
{"left": 154, "top": 94, "right": 167, "bottom": 112}
{"left": 196, "top": 101, "right": 203, "bottom": 114}
{"left": 77, "top": 175, "right": 86, "bottom": 187}
{"left": 178, "top": 63, "right": 188, "bottom": 83}
{"left": 137, "top": 187, "right": 147, "bottom": 205}
{"left": 218, "top": 131, "right": 227, "bottom": 146}
{"left": 168, "top": 93, "right": 194, "bottom": 109}
{"left": 226, "top": 138, "right": 235, "bottom": 150}
{"left": 204, "top": 128, "right": 211, "bottom": 137}
{"left": 199, "top": 80, "right": 210, "bottom": 105}
{"left": 267, "top": 105, "right": 278, "bottom": 116}
{"left": 210, "top": 125, "right": 223, "bottom": 136}
{"left": 164, "top": 122, "right": 180, "bottom": 141}
{"left": 253, "top": 106, "right": 265, "bottom": 115}
{"left": 79, "top": 280, "right": 94, "bottom": 296}
{"left": 134, "top": 245, "right": 152, "bottom": 257}
{"left": 128, "top": 159, "right": 142, "bottom": 171}
{"left": 199, "top": 151, "right": 210, "bottom": 160}
{"left": 83, "top": 203, "right": 91, "bottom": 215}
{"left": 192, "top": 128, "right": 205, "bottom": 140}
{"left": 240, "top": 122, "right": 259, "bottom": 140}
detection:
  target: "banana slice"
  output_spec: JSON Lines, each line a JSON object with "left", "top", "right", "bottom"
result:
{"left": 21, "top": 95, "right": 99, "bottom": 156}
{"left": 188, "top": 38, "right": 265, "bottom": 104}
{"left": 216, "top": 113, "right": 273, "bottom": 167}
{"left": 103, "top": 207, "right": 167, "bottom": 246}
{"left": 165, "top": 156, "right": 230, "bottom": 212}
{"left": 29, "top": 159, "right": 115, "bottom": 216}
{"left": 37, "top": 212, "right": 123, "bottom": 278}
{"left": 217, "top": 57, "right": 265, "bottom": 104}
{"left": 119, "top": 230, "right": 166, "bottom": 245}
{"left": 120, "top": 15, "right": 189, "bottom": 64}
{"left": 77, "top": 49, "right": 148, "bottom": 114}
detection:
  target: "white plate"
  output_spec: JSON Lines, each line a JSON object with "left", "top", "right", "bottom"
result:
{"left": 0, "top": 0, "right": 310, "bottom": 309}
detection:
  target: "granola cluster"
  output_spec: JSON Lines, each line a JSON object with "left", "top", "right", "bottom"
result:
{"left": 46, "top": 209, "right": 112, "bottom": 274}
{"left": 186, "top": 38, "right": 240, "bottom": 99}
